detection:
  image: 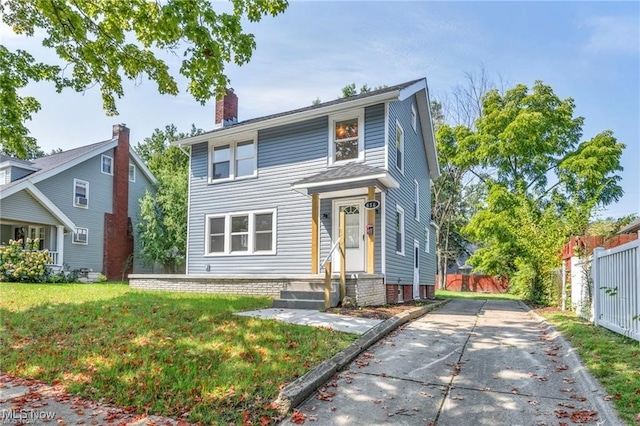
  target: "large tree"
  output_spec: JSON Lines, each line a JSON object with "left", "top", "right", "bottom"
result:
{"left": 1, "top": 0, "right": 288, "bottom": 158}
{"left": 135, "top": 124, "right": 201, "bottom": 273}
{"left": 461, "top": 81, "right": 625, "bottom": 303}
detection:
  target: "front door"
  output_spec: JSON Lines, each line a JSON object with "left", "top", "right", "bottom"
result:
{"left": 413, "top": 240, "right": 420, "bottom": 299}
{"left": 333, "top": 199, "right": 366, "bottom": 272}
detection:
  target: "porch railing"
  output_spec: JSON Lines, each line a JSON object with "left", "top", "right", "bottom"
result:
{"left": 47, "top": 251, "right": 59, "bottom": 266}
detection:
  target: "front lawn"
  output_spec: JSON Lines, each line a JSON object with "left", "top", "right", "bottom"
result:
{"left": 0, "top": 283, "right": 357, "bottom": 424}
{"left": 436, "top": 289, "right": 523, "bottom": 301}
{"left": 538, "top": 308, "right": 640, "bottom": 425}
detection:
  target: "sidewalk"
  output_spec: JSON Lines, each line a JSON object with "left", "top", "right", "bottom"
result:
{"left": 281, "top": 299, "right": 623, "bottom": 425}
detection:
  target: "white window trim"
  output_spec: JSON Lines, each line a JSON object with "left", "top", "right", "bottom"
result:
{"left": 101, "top": 155, "right": 113, "bottom": 175}
{"left": 0, "top": 170, "right": 6, "bottom": 185}
{"left": 395, "top": 120, "right": 404, "bottom": 173}
{"left": 204, "top": 209, "right": 277, "bottom": 256}
{"left": 72, "top": 227, "right": 89, "bottom": 245}
{"left": 129, "top": 163, "right": 136, "bottom": 182}
{"left": 73, "top": 178, "right": 89, "bottom": 209}
{"left": 411, "top": 104, "right": 417, "bottom": 132}
{"left": 328, "top": 109, "right": 365, "bottom": 166}
{"left": 414, "top": 179, "right": 420, "bottom": 221}
{"left": 208, "top": 138, "right": 257, "bottom": 184}
{"left": 425, "top": 226, "right": 430, "bottom": 253}
{"left": 395, "top": 204, "right": 405, "bottom": 256}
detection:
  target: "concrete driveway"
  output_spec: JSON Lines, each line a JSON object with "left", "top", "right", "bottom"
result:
{"left": 282, "top": 299, "right": 622, "bottom": 425}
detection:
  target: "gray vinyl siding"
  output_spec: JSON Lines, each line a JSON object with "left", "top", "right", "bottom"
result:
{"left": 128, "top": 156, "right": 154, "bottom": 273}
{"left": 0, "top": 191, "right": 61, "bottom": 225}
{"left": 8, "top": 166, "right": 35, "bottom": 182}
{"left": 385, "top": 96, "right": 436, "bottom": 286}
{"left": 187, "top": 117, "right": 328, "bottom": 274}
{"left": 363, "top": 104, "right": 385, "bottom": 168}
{"left": 35, "top": 149, "right": 115, "bottom": 272}
{"left": 0, "top": 224, "right": 12, "bottom": 245}
{"left": 186, "top": 103, "right": 388, "bottom": 275}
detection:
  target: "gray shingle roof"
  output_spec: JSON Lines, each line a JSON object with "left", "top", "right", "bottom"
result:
{"left": 199, "top": 79, "right": 424, "bottom": 137}
{"left": 1, "top": 138, "right": 114, "bottom": 189}
{"left": 293, "top": 163, "right": 388, "bottom": 186}
{"left": 0, "top": 154, "right": 37, "bottom": 167}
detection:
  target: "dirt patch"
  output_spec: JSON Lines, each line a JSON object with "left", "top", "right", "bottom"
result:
{"left": 326, "top": 299, "right": 442, "bottom": 320}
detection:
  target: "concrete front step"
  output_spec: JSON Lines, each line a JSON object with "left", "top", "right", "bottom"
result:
{"left": 272, "top": 299, "right": 327, "bottom": 310}
{"left": 280, "top": 290, "right": 338, "bottom": 301}
{"left": 284, "top": 281, "right": 338, "bottom": 291}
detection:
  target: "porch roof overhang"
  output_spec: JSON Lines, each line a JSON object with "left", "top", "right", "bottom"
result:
{"left": 1, "top": 182, "right": 77, "bottom": 231}
{"left": 291, "top": 163, "right": 399, "bottom": 197}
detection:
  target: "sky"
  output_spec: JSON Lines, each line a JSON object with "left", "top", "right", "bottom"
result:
{"left": 2, "top": 1, "right": 639, "bottom": 219}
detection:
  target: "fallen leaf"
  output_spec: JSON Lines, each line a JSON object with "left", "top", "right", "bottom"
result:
{"left": 290, "top": 410, "right": 306, "bottom": 424}
{"left": 511, "top": 388, "right": 519, "bottom": 394}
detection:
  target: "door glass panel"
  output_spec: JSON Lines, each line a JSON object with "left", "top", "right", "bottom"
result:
{"left": 340, "top": 205, "right": 360, "bottom": 249}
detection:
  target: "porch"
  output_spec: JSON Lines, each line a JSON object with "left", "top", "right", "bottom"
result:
{"left": 0, "top": 222, "right": 64, "bottom": 266}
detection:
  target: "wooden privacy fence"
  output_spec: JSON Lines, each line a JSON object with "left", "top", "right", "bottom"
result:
{"left": 592, "top": 237, "right": 640, "bottom": 342}
{"left": 437, "top": 274, "right": 508, "bottom": 293}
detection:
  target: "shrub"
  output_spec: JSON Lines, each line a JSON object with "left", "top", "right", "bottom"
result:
{"left": 0, "top": 239, "right": 51, "bottom": 283}
{"left": 95, "top": 273, "right": 108, "bottom": 283}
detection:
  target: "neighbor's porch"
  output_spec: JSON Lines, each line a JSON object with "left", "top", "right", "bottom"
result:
{"left": 0, "top": 222, "right": 65, "bottom": 266}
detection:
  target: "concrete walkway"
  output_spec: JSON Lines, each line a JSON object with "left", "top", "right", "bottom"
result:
{"left": 281, "top": 299, "right": 622, "bottom": 425}
{"left": 236, "top": 308, "right": 383, "bottom": 334}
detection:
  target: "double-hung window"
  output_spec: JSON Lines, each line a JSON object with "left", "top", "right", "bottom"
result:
{"left": 411, "top": 104, "right": 417, "bottom": 132}
{"left": 73, "top": 179, "right": 89, "bottom": 208}
{"left": 206, "top": 210, "right": 276, "bottom": 255}
{"left": 395, "top": 121, "right": 404, "bottom": 172}
{"left": 129, "top": 163, "right": 136, "bottom": 182}
{"left": 73, "top": 228, "right": 88, "bottom": 244}
{"left": 329, "top": 110, "right": 364, "bottom": 164}
{"left": 101, "top": 155, "right": 113, "bottom": 175}
{"left": 424, "top": 226, "right": 430, "bottom": 253}
{"left": 210, "top": 140, "right": 256, "bottom": 182}
{"left": 396, "top": 205, "right": 405, "bottom": 255}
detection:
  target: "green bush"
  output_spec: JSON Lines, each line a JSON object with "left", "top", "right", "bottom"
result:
{"left": 0, "top": 239, "right": 51, "bottom": 282}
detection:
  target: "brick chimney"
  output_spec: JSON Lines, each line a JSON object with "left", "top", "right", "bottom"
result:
{"left": 215, "top": 89, "right": 238, "bottom": 127}
{"left": 103, "top": 124, "right": 134, "bottom": 280}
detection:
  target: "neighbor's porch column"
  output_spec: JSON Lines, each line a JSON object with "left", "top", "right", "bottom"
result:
{"left": 367, "top": 186, "right": 375, "bottom": 274}
{"left": 311, "top": 193, "right": 319, "bottom": 274}
{"left": 56, "top": 225, "right": 64, "bottom": 266}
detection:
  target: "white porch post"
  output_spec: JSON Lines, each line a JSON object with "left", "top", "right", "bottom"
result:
{"left": 56, "top": 225, "right": 65, "bottom": 266}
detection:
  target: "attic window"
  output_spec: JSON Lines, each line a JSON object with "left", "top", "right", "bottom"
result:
{"left": 101, "top": 155, "right": 113, "bottom": 175}
{"left": 129, "top": 163, "right": 136, "bottom": 182}
{"left": 411, "top": 104, "right": 417, "bottom": 131}
{"left": 329, "top": 110, "right": 364, "bottom": 165}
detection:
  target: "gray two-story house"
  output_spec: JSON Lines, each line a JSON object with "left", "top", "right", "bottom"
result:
{"left": 155, "top": 79, "right": 440, "bottom": 305}
{"left": 0, "top": 125, "right": 155, "bottom": 280}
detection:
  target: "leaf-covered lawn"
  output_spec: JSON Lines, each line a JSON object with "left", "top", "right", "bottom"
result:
{"left": 436, "top": 289, "right": 523, "bottom": 301}
{"left": 538, "top": 308, "right": 640, "bottom": 425}
{"left": 0, "top": 283, "right": 357, "bottom": 424}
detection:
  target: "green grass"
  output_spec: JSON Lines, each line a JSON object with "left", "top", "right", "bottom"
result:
{"left": 538, "top": 309, "right": 640, "bottom": 425}
{"left": 0, "top": 283, "right": 358, "bottom": 424}
{"left": 436, "top": 289, "right": 523, "bottom": 301}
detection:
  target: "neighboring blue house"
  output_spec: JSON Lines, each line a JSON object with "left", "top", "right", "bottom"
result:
{"left": 154, "top": 79, "right": 440, "bottom": 305}
{"left": 0, "top": 125, "right": 155, "bottom": 280}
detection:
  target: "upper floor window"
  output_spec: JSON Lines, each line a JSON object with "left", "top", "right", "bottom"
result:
{"left": 129, "top": 163, "right": 136, "bottom": 182}
{"left": 329, "top": 110, "right": 364, "bottom": 164}
{"left": 205, "top": 209, "right": 276, "bottom": 255}
{"left": 0, "top": 170, "right": 6, "bottom": 185}
{"left": 411, "top": 104, "right": 417, "bottom": 132}
{"left": 210, "top": 140, "right": 256, "bottom": 182}
{"left": 101, "top": 155, "right": 113, "bottom": 175}
{"left": 73, "top": 179, "right": 89, "bottom": 208}
{"left": 395, "top": 121, "right": 404, "bottom": 172}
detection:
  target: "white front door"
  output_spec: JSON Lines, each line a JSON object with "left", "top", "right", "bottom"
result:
{"left": 413, "top": 240, "right": 420, "bottom": 299}
{"left": 333, "top": 199, "right": 366, "bottom": 272}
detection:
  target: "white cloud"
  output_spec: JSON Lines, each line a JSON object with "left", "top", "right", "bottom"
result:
{"left": 583, "top": 15, "right": 639, "bottom": 54}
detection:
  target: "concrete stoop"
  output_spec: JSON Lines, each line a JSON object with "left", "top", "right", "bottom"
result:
{"left": 273, "top": 281, "right": 340, "bottom": 310}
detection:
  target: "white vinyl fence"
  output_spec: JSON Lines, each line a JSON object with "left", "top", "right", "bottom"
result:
{"left": 591, "top": 238, "right": 640, "bottom": 342}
